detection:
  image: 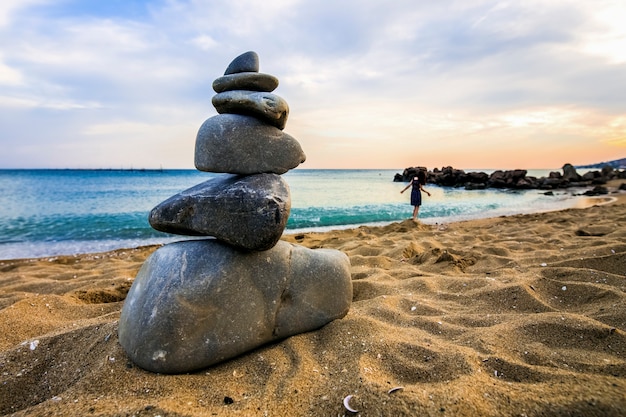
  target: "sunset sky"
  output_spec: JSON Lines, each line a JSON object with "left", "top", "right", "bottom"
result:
{"left": 1, "top": 0, "right": 625, "bottom": 170}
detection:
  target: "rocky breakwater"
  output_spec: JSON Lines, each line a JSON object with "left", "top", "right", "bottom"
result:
{"left": 394, "top": 164, "right": 626, "bottom": 194}
{"left": 118, "top": 52, "right": 352, "bottom": 374}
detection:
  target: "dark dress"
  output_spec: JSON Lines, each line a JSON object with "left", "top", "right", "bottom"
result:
{"left": 410, "top": 177, "right": 422, "bottom": 206}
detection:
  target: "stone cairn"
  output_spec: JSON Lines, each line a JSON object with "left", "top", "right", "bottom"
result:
{"left": 118, "top": 51, "right": 352, "bottom": 374}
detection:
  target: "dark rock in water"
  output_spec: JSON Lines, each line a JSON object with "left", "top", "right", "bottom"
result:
{"left": 195, "top": 114, "right": 306, "bottom": 175}
{"left": 395, "top": 164, "right": 626, "bottom": 191}
{"left": 489, "top": 169, "right": 528, "bottom": 188}
{"left": 601, "top": 165, "right": 614, "bottom": 177}
{"left": 118, "top": 239, "right": 352, "bottom": 374}
{"left": 562, "top": 163, "right": 581, "bottom": 182}
{"left": 582, "top": 171, "right": 599, "bottom": 181}
{"left": 224, "top": 51, "right": 259, "bottom": 75}
{"left": 467, "top": 171, "right": 489, "bottom": 184}
{"left": 539, "top": 177, "right": 564, "bottom": 189}
{"left": 212, "top": 90, "right": 289, "bottom": 130}
{"left": 213, "top": 72, "right": 279, "bottom": 93}
{"left": 580, "top": 170, "right": 608, "bottom": 185}
{"left": 464, "top": 182, "right": 486, "bottom": 190}
{"left": 149, "top": 174, "right": 291, "bottom": 251}
{"left": 393, "top": 166, "right": 428, "bottom": 182}
{"left": 583, "top": 185, "right": 609, "bottom": 196}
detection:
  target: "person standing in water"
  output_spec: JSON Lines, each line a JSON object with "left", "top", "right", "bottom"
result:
{"left": 400, "top": 170, "right": 431, "bottom": 220}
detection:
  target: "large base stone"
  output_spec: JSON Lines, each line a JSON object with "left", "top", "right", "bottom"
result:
{"left": 118, "top": 240, "right": 352, "bottom": 374}
{"left": 149, "top": 173, "right": 290, "bottom": 251}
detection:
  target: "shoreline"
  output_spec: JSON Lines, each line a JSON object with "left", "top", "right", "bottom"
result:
{"left": 1, "top": 192, "right": 622, "bottom": 265}
{"left": 3, "top": 181, "right": 624, "bottom": 263}
{"left": 1, "top": 186, "right": 625, "bottom": 415}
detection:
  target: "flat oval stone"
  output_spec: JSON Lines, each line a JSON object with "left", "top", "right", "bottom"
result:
{"left": 213, "top": 72, "right": 279, "bottom": 93}
{"left": 149, "top": 173, "right": 290, "bottom": 251}
{"left": 194, "top": 114, "right": 306, "bottom": 175}
{"left": 212, "top": 91, "right": 289, "bottom": 130}
{"left": 225, "top": 51, "right": 259, "bottom": 75}
{"left": 118, "top": 239, "right": 352, "bottom": 373}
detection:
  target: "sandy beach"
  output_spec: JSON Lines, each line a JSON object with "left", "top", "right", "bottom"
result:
{"left": 1, "top": 188, "right": 625, "bottom": 416}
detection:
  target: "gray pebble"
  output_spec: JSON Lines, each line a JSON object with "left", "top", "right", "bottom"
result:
{"left": 194, "top": 114, "right": 305, "bottom": 175}
{"left": 213, "top": 72, "right": 279, "bottom": 93}
{"left": 149, "top": 173, "right": 290, "bottom": 251}
{"left": 212, "top": 90, "right": 289, "bottom": 130}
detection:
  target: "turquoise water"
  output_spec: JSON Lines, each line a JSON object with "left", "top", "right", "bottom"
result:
{"left": 0, "top": 169, "right": 582, "bottom": 259}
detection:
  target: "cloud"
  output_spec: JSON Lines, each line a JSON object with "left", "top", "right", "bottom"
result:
{"left": 0, "top": 0, "right": 624, "bottom": 169}
{"left": 190, "top": 34, "right": 219, "bottom": 51}
{"left": 579, "top": 1, "right": 626, "bottom": 64}
{"left": 0, "top": 0, "right": 51, "bottom": 28}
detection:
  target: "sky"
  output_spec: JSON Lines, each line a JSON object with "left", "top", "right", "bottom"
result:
{"left": 1, "top": 0, "right": 625, "bottom": 170}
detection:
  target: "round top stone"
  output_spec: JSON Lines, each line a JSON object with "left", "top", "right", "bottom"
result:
{"left": 224, "top": 51, "right": 259, "bottom": 75}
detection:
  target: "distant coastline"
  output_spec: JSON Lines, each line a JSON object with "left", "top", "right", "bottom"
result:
{"left": 575, "top": 157, "right": 626, "bottom": 169}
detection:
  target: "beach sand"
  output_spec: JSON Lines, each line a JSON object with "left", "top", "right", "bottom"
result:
{"left": 1, "top": 190, "right": 625, "bottom": 416}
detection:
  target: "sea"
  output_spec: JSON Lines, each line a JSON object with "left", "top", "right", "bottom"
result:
{"left": 0, "top": 169, "right": 590, "bottom": 260}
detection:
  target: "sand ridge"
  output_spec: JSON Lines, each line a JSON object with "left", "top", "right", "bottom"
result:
{"left": 0, "top": 198, "right": 625, "bottom": 416}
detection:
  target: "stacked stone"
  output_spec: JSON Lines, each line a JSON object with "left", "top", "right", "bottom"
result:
{"left": 148, "top": 51, "right": 304, "bottom": 252}
{"left": 118, "top": 52, "right": 352, "bottom": 374}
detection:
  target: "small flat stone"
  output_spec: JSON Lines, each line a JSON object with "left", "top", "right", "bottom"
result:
{"left": 149, "top": 173, "right": 290, "bottom": 251}
{"left": 224, "top": 51, "right": 259, "bottom": 75}
{"left": 195, "top": 114, "right": 306, "bottom": 175}
{"left": 213, "top": 72, "right": 279, "bottom": 93}
{"left": 118, "top": 239, "right": 352, "bottom": 373}
{"left": 212, "top": 91, "right": 289, "bottom": 130}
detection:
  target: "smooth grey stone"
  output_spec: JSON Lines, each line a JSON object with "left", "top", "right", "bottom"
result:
{"left": 118, "top": 239, "right": 352, "bottom": 373}
{"left": 212, "top": 90, "right": 289, "bottom": 130}
{"left": 213, "top": 72, "right": 279, "bottom": 93}
{"left": 225, "top": 51, "right": 259, "bottom": 75}
{"left": 195, "top": 114, "right": 306, "bottom": 175}
{"left": 149, "top": 174, "right": 290, "bottom": 251}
